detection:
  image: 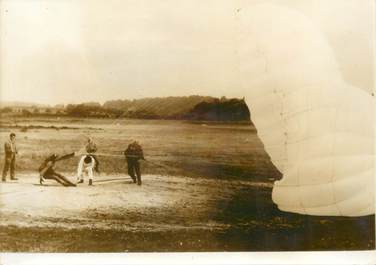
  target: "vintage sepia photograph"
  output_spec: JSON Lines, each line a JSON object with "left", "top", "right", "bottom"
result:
{"left": 0, "top": 0, "right": 374, "bottom": 255}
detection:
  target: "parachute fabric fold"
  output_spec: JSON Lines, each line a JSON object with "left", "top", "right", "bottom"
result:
{"left": 237, "top": 4, "right": 374, "bottom": 216}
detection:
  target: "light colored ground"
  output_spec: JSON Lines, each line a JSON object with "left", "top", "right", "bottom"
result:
{"left": 0, "top": 173, "right": 270, "bottom": 232}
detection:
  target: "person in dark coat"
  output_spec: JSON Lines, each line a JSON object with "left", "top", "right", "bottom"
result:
{"left": 38, "top": 153, "right": 76, "bottom": 187}
{"left": 2, "top": 132, "right": 18, "bottom": 181}
{"left": 124, "top": 141, "right": 144, "bottom": 185}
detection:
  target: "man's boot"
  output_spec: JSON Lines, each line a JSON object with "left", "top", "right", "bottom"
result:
{"left": 10, "top": 176, "right": 18, "bottom": 180}
{"left": 2, "top": 177, "right": 5, "bottom": 182}
{"left": 89, "top": 179, "right": 93, "bottom": 186}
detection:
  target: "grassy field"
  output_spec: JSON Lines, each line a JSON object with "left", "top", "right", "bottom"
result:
{"left": 0, "top": 117, "right": 374, "bottom": 252}
{"left": 0, "top": 117, "right": 278, "bottom": 181}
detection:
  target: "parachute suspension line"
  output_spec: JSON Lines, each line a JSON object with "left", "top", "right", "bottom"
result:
{"left": 83, "top": 151, "right": 182, "bottom": 173}
{"left": 144, "top": 159, "right": 179, "bottom": 173}
{"left": 90, "top": 153, "right": 123, "bottom": 157}
{"left": 105, "top": 105, "right": 131, "bottom": 127}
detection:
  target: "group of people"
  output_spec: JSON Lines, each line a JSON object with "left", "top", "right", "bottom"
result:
{"left": 2, "top": 132, "right": 145, "bottom": 187}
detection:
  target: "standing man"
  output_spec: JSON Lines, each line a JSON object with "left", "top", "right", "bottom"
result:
{"left": 2, "top": 132, "right": 18, "bottom": 181}
{"left": 85, "top": 137, "right": 100, "bottom": 173}
{"left": 124, "top": 141, "right": 144, "bottom": 185}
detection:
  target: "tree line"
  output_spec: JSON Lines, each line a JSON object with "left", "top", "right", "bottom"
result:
{"left": 0, "top": 96, "right": 250, "bottom": 121}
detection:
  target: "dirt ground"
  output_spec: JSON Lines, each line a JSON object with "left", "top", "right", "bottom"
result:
{"left": 0, "top": 173, "right": 374, "bottom": 252}
{"left": 1, "top": 173, "right": 252, "bottom": 232}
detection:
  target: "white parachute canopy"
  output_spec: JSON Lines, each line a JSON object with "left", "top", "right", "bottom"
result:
{"left": 235, "top": 4, "right": 374, "bottom": 216}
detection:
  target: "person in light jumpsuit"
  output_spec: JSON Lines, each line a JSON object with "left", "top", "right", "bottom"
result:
{"left": 77, "top": 155, "right": 95, "bottom": 186}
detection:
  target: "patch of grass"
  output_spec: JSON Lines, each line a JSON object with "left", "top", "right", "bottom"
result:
{"left": 0, "top": 117, "right": 273, "bottom": 181}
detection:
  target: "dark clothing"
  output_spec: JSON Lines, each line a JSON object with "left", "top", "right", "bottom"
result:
{"left": 127, "top": 157, "right": 141, "bottom": 184}
{"left": 91, "top": 155, "right": 100, "bottom": 173}
{"left": 124, "top": 143, "right": 144, "bottom": 160}
{"left": 39, "top": 153, "right": 76, "bottom": 187}
{"left": 43, "top": 170, "right": 76, "bottom": 187}
{"left": 4, "top": 140, "right": 17, "bottom": 156}
{"left": 86, "top": 142, "right": 100, "bottom": 173}
{"left": 38, "top": 153, "right": 75, "bottom": 171}
{"left": 124, "top": 143, "right": 144, "bottom": 185}
{"left": 2, "top": 140, "right": 17, "bottom": 180}
{"left": 85, "top": 142, "right": 97, "bottom": 153}
{"left": 2, "top": 154, "right": 15, "bottom": 180}
{"left": 55, "top": 153, "right": 75, "bottom": 162}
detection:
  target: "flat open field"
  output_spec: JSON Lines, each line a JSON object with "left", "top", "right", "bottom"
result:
{"left": 0, "top": 117, "right": 374, "bottom": 252}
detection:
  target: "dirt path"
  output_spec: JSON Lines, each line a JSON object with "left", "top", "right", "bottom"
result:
{"left": 1, "top": 174, "right": 373, "bottom": 252}
{"left": 1, "top": 173, "right": 268, "bottom": 232}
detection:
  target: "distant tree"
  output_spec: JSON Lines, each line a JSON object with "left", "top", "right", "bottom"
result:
{"left": 22, "top": 109, "right": 32, "bottom": 116}
{"left": 82, "top": 102, "right": 101, "bottom": 107}
{"left": 62, "top": 96, "right": 250, "bottom": 121}
{"left": 187, "top": 98, "right": 250, "bottom": 121}
{"left": 1, "top": 107, "right": 12, "bottom": 113}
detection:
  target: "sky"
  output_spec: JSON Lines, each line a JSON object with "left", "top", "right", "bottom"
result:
{"left": 0, "top": 0, "right": 374, "bottom": 105}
